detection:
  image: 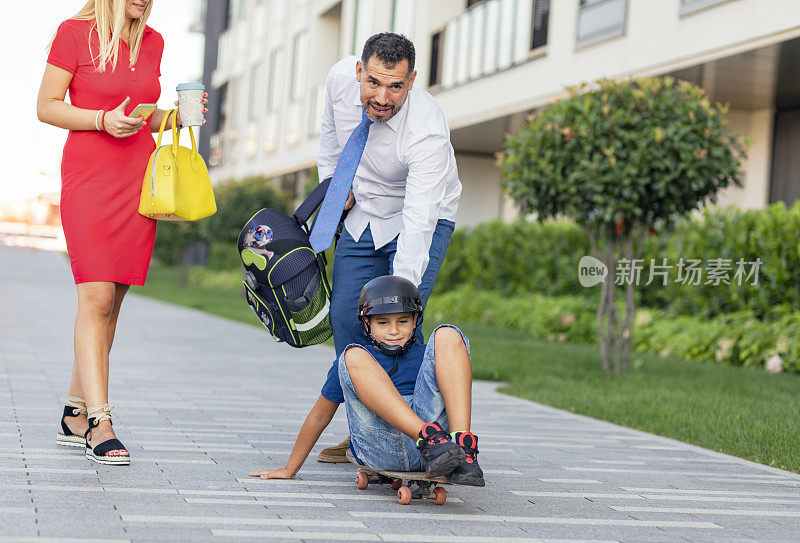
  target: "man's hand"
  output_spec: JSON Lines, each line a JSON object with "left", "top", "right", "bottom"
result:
{"left": 249, "top": 466, "right": 295, "bottom": 480}
{"left": 344, "top": 189, "right": 355, "bottom": 210}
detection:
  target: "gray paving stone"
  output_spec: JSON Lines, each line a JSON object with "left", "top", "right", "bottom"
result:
{"left": 122, "top": 526, "right": 216, "bottom": 543}
{"left": 2, "top": 246, "right": 800, "bottom": 542}
{"left": 0, "top": 517, "right": 39, "bottom": 537}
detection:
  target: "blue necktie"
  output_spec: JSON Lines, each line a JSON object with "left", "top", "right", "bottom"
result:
{"left": 310, "top": 110, "right": 373, "bottom": 253}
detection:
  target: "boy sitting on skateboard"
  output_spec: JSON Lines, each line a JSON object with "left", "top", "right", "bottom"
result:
{"left": 250, "top": 275, "right": 485, "bottom": 487}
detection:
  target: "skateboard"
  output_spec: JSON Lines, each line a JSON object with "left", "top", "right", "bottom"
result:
{"left": 346, "top": 449, "right": 451, "bottom": 505}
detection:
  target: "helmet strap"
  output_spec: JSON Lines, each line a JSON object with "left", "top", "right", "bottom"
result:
{"left": 361, "top": 314, "right": 420, "bottom": 357}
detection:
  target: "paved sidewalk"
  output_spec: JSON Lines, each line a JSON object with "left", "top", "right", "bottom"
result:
{"left": 1, "top": 245, "right": 799, "bottom": 543}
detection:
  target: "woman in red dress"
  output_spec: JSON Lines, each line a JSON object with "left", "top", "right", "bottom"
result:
{"left": 37, "top": 0, "right": 206, "bottom": 465}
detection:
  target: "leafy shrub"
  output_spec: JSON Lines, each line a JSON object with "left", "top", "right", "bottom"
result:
{"left": 152, "top": 175, "right": 292, "bottom": 266}
{"left": 152, "top": 221, "right": 203, "bottom": 266}
{"left": 435, "top": 220, "right": 590, "bottom": 296}
{"left": 640, "top": 202, "right": 800, "bottom": 318}
{"left": 438, "top": 202, "right": 800, "bottom": 319}
{"left": 632, "top": 306, "right": 800, "bottom": 373}
{"left": 207, "top": 241, "right": 241, "bottom": 271}
{"left": 200, "top": 175, "right": 292, "bottom": 245}
{"left": 428, "top": 288, "right": 800, "bottom": 373}
{"left": 427, "top": 288, "right": 597, "bottom": 344}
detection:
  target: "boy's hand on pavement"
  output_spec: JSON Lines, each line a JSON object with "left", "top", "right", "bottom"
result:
{"left": 249, "top": 466, "right": 295, "bottom": 479}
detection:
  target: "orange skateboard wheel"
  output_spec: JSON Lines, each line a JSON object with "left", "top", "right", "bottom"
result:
{"left": 397, "top": 486, "right": 412, "bottom": 505}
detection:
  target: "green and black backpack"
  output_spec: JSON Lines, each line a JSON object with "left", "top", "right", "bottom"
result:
{"left": 238, "top": 179, "right": 333, "bottom": 347}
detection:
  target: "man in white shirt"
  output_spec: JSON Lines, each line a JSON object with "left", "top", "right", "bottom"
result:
{"left": 315, "top": 34, "right": 461, "bottom": 461}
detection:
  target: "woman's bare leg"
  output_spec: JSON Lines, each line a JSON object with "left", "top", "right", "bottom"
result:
{"left": 73, "top": 281, "right": 126, "bottom": 454}
{"left": 106, "top": 283, "right": 130, "bottom": 351}
{"left": 63, "top": 283, "right": 129, "bottom": 438}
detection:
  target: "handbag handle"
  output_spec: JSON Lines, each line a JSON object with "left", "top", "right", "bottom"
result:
{"left": 155, "top": 108, "right": 175, "bottom": 148}
{"left": 170, "top": 108, "right": 181, "bottom": 157}
{"left": 169, "top": 110, "right": 203, "bottom": 171}
{"left": 185, "top": 122, "right": 203, "bottom": 171}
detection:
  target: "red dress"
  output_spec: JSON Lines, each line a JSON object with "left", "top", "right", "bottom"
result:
{"left": 48, "top": 19, "right": 164, "bottom": 285}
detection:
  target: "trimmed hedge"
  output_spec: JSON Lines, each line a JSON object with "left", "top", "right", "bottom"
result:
{"left": 426, "top": 288, "right": 596, "bottom": 343}
{"left": 436, "top": 202, "right": 800, "bottom": 319}
{"left": 427, "top": 287, "right": 800, "bottom": 373}
{"left": 641, "top": 203, "right": 800, "bottom": 318}
{"left": 632, "top": 306, "right": 800, "bottom": 373}
{"left": 433, "top": 220, "right": 591, "bottom": 297}
{"left": 201, "top": 176, "right": 291, "bottom": 245}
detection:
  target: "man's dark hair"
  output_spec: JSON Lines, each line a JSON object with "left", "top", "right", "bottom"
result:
{"left": 361, "top": 33, "right": 415, "bottom": 77}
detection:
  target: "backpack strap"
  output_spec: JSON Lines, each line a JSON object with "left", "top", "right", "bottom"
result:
{"left": 293, "top": 177, "right": 331, "bottom": 226}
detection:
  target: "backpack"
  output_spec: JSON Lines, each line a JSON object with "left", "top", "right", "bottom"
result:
{"left": 238, "top": 179, "right": 334, "bottom": 347}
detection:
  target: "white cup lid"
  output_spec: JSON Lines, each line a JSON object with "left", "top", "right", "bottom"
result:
{"left": 176, "top": 82, "right": 205, "bottom": 91}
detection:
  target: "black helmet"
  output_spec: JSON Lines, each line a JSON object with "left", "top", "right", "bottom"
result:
{"left": 358, "top": 275, "right": 424, "bottom": 356}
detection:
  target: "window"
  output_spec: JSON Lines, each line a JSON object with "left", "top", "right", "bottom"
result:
{"left": 227, "top": 78, "right": 239, "bottom": 127}
{"left": 576, "top": 0, "right": 627, "bottom": 49}
{"left": 217, "top": 82, "right": 229, "bottom": 131}
{"left": 290, "top": 32, "right": 309, "bottom": 101}
{"left": 248, "top": 63, "right": 260, "bottom": 121}
{"left": 679, "top": 0, "right": 733, "bottom": 16}
{"left": 531, "top": 0, "right": 550, "bottom": 50}
{"left": 267, "top": 48, "right": 282, "bottom": 111}
{"left": 223, "top": 0, "right": 232, "bottom": 29}
{"left": 429, "top": 31, "right": 443, "bottom": 87}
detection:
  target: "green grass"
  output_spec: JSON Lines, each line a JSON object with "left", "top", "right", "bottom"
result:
{"left": 134, "top": 265, "right": 800, "bottom": 473}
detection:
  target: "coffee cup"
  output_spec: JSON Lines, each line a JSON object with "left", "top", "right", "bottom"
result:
{"left": 176, "top": 82, "right": 205, "bottom": 127}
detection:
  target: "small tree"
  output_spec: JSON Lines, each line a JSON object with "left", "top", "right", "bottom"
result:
{"left": 500, "top": 77, "right": 746, "bottom": 372}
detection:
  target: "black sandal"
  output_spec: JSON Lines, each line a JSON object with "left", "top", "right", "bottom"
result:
{"left": 57, "top": 396, "right": 87, "bottom": 447}
{"left": 85, "top": 404, "right": 130, "bottom": 466}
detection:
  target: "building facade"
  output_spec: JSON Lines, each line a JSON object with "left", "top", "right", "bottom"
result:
{"left": 195, "top": 0, "right": 800, "bottom": 226}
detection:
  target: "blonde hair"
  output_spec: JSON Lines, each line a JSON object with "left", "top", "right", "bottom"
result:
{"left": 72, "top": 0, "right": 154, "bottom": 72}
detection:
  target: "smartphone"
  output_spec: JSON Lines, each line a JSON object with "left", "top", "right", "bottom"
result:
{"left": 130, "top": 103, "right": 158, "bottom": 120}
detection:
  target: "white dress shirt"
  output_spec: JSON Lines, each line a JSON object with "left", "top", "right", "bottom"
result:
{"left": 315, "top": 56, "right": 462, "bottom": 287}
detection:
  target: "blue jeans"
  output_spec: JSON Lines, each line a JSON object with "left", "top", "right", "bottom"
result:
{"left": 337, "top": 325, "right": 470, "bottom": 472}
{"left": 330, "top": 219, "right": 455, "bottom": 356}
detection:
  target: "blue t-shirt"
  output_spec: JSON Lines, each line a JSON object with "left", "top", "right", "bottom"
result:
{"left": 320, "top": 342, "right": 426, "bottom": 404}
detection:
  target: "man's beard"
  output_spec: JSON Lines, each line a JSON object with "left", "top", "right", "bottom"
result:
{"left": 361, "top": 98, "right": 405, "bottom": 123}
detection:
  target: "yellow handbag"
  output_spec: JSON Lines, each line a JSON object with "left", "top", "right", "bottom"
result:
{"left": 139, "top": 109, "right": 217, "bottom": 221}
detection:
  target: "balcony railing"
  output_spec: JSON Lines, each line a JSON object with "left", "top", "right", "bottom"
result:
{"left": 439, "top": 0, "right": 545, "bottom": 90}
